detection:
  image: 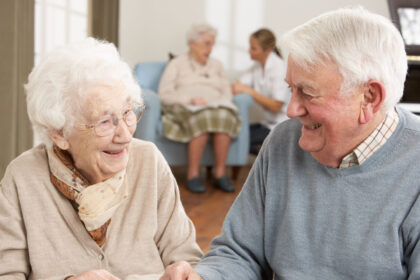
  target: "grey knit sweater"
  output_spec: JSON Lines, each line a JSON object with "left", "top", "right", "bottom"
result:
{"left": 196, "top": 107, "right": 420, "bottom": 280}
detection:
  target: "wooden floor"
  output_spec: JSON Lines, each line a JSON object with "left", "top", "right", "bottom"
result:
{"left": 171, "top": 165, "right": 252, "bottom": 252}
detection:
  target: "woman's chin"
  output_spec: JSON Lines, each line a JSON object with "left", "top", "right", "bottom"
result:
{"left": 100, "top": 154, "right": 129, "bottom": 178}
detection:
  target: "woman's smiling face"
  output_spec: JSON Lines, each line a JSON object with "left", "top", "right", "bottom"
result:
{"left": 62, "top": 84, "right": 136, "bottom": 184}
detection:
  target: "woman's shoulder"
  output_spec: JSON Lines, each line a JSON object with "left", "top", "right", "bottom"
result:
{"left": 168, "top": 53, "right": 189, "bottom": 65}
{"left": 265, "top": 53, "right": 287, "bottom": 75}
{"left": 126, "top": 139, "right": 173, "bottom": 188}
{"left": 268, "top": 52, "right": 286, "bottom": 68}
{"left": 164, "top": 54, "right": 192, "bottom": 74}
{"left": 128, "top": 139, "right": 168, "bottom": 167}
{"left": 210, "top": 56, "right": 224, "bottom": 65}
{"left": 4, "top": 145, "right": 48, "bottom": 177}
{"left": 1, "top": 145, "right": 50, "bottom": 202}
{"left": 129, "top": 138, "right": 159, "bottom": 156}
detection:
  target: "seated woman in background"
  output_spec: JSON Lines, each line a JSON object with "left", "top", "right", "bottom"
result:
{"left": 232, "top": 28, "right": 290, "bottom": 154}
{"left": 0, "top": 38, "right": 202, "bottom": 280}
{"left": 158, "top": 24, "right": 241, "bottom": 193}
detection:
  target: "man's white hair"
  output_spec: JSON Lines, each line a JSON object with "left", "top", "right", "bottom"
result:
{"left": 25, "top": 37, "right": 143, "bottom": 146}
{"left": 281, "top": 7, "right": 407, "bottom": 112}
{"left": 186, "top": 23, "right": 217, "bottom": 44}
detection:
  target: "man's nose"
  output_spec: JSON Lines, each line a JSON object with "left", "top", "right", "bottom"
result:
{"left": 286, "top": 91, "right": 306, "bottom": 118}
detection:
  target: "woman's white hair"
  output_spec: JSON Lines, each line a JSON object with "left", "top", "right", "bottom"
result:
{"left": 281, "top": 7, "right": 407, "bottom": 112}
{"left": 186, "top": 23, "right": 217, "bottom": 44}
{"left": 25, "top": 37, "right": 143, "bottom": 146}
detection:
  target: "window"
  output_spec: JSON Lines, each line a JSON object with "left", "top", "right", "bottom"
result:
{"left": 35, "top": 0, "right": 89, "bottom": 65}
{"left": 205, "top": 0, "right": 264, "bottom": 75}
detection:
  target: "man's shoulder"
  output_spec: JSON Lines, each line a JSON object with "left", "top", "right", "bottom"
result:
{"left": 398, "top": 107, "right": 420, "bottom": 133}
{"left": 263, "top": 119, "right": 302, "bottom": 154}
{"left": 270, "top": 118, "right": 301, "bottom": 139}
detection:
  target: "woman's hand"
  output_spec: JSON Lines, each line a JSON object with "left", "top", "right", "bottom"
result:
{"left": 190, "top": 97, "right": 208, "bottom": 106}
{"left": 232, "top": 81, "right": 251, "bottom": 95}
{"left": 67, "top": 269, "right": 120, "bottom": 280}
{"left": 159, "top": 261, "right": 202, "bottom": 280}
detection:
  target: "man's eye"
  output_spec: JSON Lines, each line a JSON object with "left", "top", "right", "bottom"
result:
{"left": 298, "top": 88, "right": 313, "bottom": 99}
{"left": 302, "top": 93, "right": 313, "bottom": 99}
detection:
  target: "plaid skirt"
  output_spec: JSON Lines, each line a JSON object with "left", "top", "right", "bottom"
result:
{"left": 162, "top": 105, "right": 242, "bottom": 143}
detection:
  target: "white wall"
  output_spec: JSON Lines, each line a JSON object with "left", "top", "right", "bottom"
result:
{"left": 119, "top": 0, "right": 389, "bottom": 79}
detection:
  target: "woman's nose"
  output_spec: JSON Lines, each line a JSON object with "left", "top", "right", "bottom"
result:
{"left": 113, "top": 120, "right": 134, "bottom": 142}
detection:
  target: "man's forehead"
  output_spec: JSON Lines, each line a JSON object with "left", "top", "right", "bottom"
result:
{"left": 285, "top": 63, "right": 316, "bottom": 88}
{"left": 286, "top": 57, "right": 341, "bottom": 88}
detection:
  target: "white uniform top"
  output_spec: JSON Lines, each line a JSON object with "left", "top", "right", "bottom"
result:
{"left": 240, "top": 52, "right": 290, "bottom": 129}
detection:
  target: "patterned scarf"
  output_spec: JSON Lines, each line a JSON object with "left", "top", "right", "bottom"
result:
{"left": 48, "top": 145, "right": 127, "bottom": 246}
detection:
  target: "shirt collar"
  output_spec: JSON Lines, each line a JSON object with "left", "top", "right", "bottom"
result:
{"left": 339, "top": 109, "right": 399, "bottom": 169}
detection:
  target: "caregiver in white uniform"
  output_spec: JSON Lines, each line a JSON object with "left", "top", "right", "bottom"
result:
{"left": 232, "top": 28, "right": 290, "bottom": 154}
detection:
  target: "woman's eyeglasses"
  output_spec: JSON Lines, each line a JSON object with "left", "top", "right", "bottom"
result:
{"left": 83, "top": 103, "right": 146, "bottom": 137}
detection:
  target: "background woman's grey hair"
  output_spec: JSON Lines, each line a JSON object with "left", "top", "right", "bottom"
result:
{"left": 186, "top": 23, "right": 217, "bottom": 44}
{"left": 25, "top": 37, "right": 142, "bottom": 147}
{"left": 281, "top": 7, "right": 407, "bottom": 113}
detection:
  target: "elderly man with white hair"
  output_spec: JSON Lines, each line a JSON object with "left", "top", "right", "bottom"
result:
{"left": 160, "top": 7, "right": 420, "bottom": 280}
{"left": 0, "top": 38, "right": 202, "bottom": 280}
{"left": 158, "top": 23, "right": 241, "bottom": 193}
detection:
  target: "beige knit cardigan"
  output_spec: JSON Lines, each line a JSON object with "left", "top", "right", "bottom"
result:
{"left": 158, "top": 54, "right": 234, "bottom": 107}
{"left": 0, "top": 139, "right": 202, "bottom": 280}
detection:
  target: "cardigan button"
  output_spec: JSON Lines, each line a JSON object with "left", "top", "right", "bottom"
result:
{"left": 98, "top": 254, "right": 104, "bottom": 261}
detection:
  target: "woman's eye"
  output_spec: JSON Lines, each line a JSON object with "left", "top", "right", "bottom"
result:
{"left": 123, "top": 109, "right": 131, "bottom": 116}
{"left": 99, "top": 118, "right": 112, "bottom": 125}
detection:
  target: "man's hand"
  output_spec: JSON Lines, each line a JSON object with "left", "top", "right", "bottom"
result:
{"left": 67, "top": 269, "right": 120, "bottom": 280}
{"left": 159, "top": 261, "right": 202, "bottom": 280}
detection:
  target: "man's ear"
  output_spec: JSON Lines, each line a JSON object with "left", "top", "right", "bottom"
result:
{"left": 359, "top": 80, "right": 386, "bottom": 124}
{"left": 49, "top": 130, "right": 70, "bottom": 150}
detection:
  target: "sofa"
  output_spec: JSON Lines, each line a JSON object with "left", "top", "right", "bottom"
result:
{"left": 133, "top": 61, "right": 253, "bottom": 167}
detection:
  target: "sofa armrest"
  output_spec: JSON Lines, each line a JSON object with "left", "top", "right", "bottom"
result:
{"left": 233, "top": 93, "right": 253, "bottom": 115}
{"left": 233, "top": 93, "right": 253, "bottom": 131}
{"left": 230, "top": 93, "right": 254, "bottom": 165}
{"left": 134, "top": 88, "right": 162, "bottom": 142}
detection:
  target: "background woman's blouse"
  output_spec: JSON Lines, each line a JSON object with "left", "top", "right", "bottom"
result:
{"left": 158, "top": 54, "right": 234, "bottom": 107}
{"left": 239, "top": 52, "right": 290, "bottom": 128}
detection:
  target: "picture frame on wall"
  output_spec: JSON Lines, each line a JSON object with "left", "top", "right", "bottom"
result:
{"left": 388, "top": 0, "right": 420, "bottom": 56}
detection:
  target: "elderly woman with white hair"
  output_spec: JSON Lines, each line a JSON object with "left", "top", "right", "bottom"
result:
{"left": 158, "top": 24, "right": 241, "bottom": 193}
{"left": 0, "top": 38, "right": 202, "bottom": 280}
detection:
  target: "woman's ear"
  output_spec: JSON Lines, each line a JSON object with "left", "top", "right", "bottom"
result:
{"left": 359, "top": 80, "right": 386, "bottom": 124}
{"left": 49, "top": 130, "right": 70, "bottom": 150}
